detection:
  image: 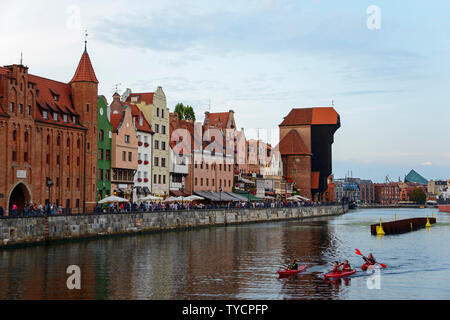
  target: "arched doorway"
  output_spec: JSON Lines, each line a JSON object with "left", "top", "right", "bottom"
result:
{"left": 8, "top": 183, "right": 31, "bottom": 215}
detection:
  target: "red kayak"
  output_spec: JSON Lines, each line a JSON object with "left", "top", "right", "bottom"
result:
{"left": 323, "top": 269, "right": 356, "bottom": 279}
{"left": 277, "top": 265, "right": 307, "bottom": 276}
{"left": 361, "top": 263, "right": 381, "bottom": 271}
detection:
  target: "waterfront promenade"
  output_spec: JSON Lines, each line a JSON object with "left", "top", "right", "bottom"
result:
{"left": 0, "top": 204, "right": 348, "bottom": 247}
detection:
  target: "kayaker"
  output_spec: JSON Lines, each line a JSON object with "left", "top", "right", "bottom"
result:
{"left": 330, "top": 261, "right": 341, "bottom": 274}
{"left": 342, "top": 260, "right": 352, "bottom": 272}
{"left": 287, "top": 259, "right": 298, "bottom": 270}
{"left": 363, "top": 253, "right": 377, "bottom": 266}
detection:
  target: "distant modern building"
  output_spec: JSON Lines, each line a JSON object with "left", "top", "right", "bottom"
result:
{"left": 279, "top": 107, "right": 340, "bottom": 201}
{"left": 405, "top": 169, "right": 428, "bottom": 185}
{"left": 427, "top": 180, "right": 448, "bottom": 199}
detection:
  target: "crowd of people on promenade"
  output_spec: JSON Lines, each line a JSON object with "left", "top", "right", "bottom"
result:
{"left": 0, "top": 202, "right": 64, "bottom": 217}
{"left": 95, "top": 199, "right": 332, "bottom": 214}
{"left": 1, "top": 199, "right": 336, "bottom": 217}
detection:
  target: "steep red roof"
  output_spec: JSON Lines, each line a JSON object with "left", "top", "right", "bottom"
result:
{"left": 70, "top": 51, "right": 98, "bottom": 83}
{"left": 280, "top": 107, "right": 339, "bottom": 126}
{"left": 110, "top": 111, "right": 124, "bottom": 132}
{"left": 29, "top": 74, "right": 85, "bottom": 129}
{"left": 279, "top": 129, "right": 311, "bottom": 155}
{"left": 130, "top": 104, "right": 153, "bottom": 134}
{"left": 126, "top": 92, "right": 154, "bottom": 105}
{"left": 204, "top": 111, "right": 235, "bottom": 130}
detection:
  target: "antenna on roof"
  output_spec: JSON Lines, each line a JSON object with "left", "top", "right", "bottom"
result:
{"left": 112, "top": 83, "right": 122, "bottom": 93}
{"left": 331, "top": 100, "right": 335, "bottom": 107}
{"left": 20, "top": 52, "right": 23, "bottom": 65}
{"left": 84, "top": 29, "right": 88, "bottom": 53}
{"left": 208, "top": 99, "right": 211, "bottom": 113}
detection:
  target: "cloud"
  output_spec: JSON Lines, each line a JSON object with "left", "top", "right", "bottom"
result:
{"left": 421, "top": 161, "right": 433, "bottom": 166}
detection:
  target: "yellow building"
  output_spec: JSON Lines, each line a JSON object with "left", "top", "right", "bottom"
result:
{"left": 123, "top": 87, "right": 170, "bottom": 197}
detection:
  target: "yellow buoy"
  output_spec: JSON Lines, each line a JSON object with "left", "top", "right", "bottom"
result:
{"left": 410, "top": 222, "right": 413, "bottom": 231}
{"left": 377, "top": 218, "right": 385, "bottom": 236}
{"left": 425, "top": 216, "right": 431, "bottom": 228}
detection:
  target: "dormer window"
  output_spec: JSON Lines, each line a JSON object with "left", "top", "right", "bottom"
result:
{"left": 53, "top": 112, "right": 59, "bottom": 121}
{"left": 63, "top": 114, "right": 68, "bottom": 123}
{"left": 139, "top": 116, "right": 143, "bottom": 126}
{"left": 131, "top": 96, "right": 138, "bottom": 103}
{"left": 42, "top": 110, "right": 48, "bottom": 119}
{"left": 53, "top": 95, "right": 59, "bottom": 101}
{"left": 72, "top": 116, "right": 77, "bottom": 124}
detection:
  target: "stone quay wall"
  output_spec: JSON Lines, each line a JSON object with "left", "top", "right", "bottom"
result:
{"left": 0, "top": 205, "right": 348, "bottom": 247}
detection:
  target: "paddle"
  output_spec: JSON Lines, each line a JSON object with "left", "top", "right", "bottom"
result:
{"left": 355, "top": 249, "right": 387, "bottom": 268}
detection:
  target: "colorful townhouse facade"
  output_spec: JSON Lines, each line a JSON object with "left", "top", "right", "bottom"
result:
{"left": 97, "top": 95, "right": 112, "bottom": 201}
{"left": 0, "top": 44, "right": 98, "bottom": 215}
{"left": 124, "top": 87, "right": 170, "bottom": 197}
{"left": 131, "top": 104, "right": 154, "bottom": 201}
{"left": 110, "top": 93, "right": 138, "bottom": 199}
{"left": 168, "top": 112, "right": 190, "bottom": 196}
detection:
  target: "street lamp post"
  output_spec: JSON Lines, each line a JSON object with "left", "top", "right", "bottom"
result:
{"left": 46, "top": 178, "right": 54, "bottom": 217}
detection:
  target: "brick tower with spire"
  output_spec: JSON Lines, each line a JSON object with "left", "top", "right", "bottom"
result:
{"left": 70, "top": 41, "right": 99, "bottom": 211}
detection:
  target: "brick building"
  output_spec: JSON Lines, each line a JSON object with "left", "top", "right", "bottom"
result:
{"left": 358, "top": 179, "right": 375, "bottom": 205}
{"left": 279, "top": 107, "right": 340, "bottom": 201}
{"left": 374, "top": 182, "right": 400, "bottom": 205}
{"left": 0, "top": 45, "right": 98, "bottom": 215}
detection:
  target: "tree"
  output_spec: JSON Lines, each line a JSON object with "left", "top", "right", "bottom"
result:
{"left": 409, "top": 187, "right": 426, "bottom": 204}
{"left": 174, "top": 103, "right": 196, "bottom": 122}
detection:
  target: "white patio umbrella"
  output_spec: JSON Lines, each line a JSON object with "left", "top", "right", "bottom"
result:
{"left": 286, "top": 196, "right": 301, "bottom": 201}
{"left": 141, "top": 195, "right": 163, "bottom": 202}
{"left": 163, "top": 196, "right": 179, "bottom": 203}
{"left": 98, "top": 195, "right": 130, "bottom": 204}
{"left": 184, "top": 195, "right": 205, "bottom": 202}
{"left": 295, "top": 195, "right": 311, "bottom": 202}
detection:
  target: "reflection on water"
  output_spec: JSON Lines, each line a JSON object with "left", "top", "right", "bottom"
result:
{"left": 0, "top": 208, "right": 449, "bottom": 300}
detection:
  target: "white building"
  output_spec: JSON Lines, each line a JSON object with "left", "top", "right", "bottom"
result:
{"left": 131, "top": 105, "right": 154, "bottom": 202}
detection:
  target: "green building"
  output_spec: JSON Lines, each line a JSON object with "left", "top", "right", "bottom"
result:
{"left": 97, "top": 95, "right": 113, "bottom": 201}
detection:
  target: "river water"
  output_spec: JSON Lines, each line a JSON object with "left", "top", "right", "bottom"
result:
{"left": 0, "top": 208, "right": 449, "bottom": 300}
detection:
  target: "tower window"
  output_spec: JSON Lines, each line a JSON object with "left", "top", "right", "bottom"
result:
{"left": 86, "top": 104, "right": 89, "bottom": 112}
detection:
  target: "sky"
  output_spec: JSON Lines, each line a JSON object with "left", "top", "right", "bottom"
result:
{"left": 1, "top": 0, "right": 449, "bottom": 182}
